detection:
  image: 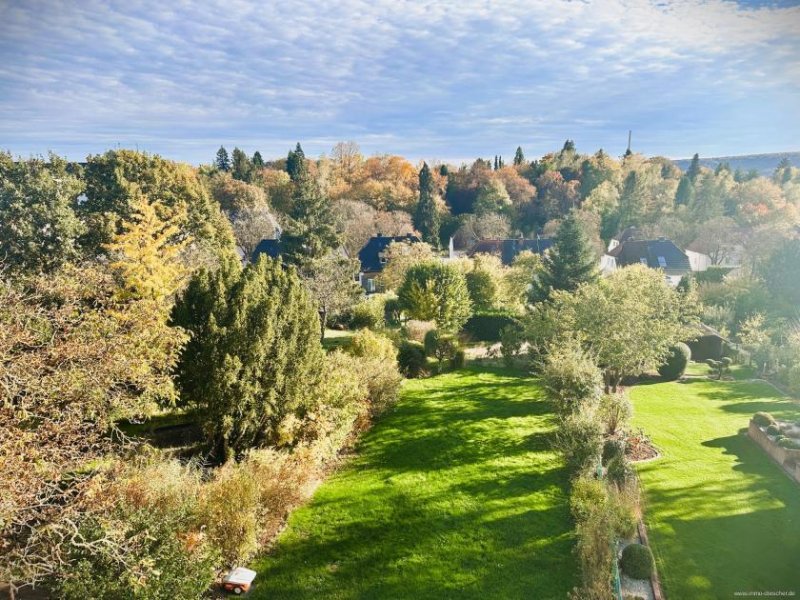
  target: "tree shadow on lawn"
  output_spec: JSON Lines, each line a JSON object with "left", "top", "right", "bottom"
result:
{"left": 252, "top": 369, "right": 576, "bottom": 600}
{"left": 641, "top": 434, "right": 800, "bottom": 599}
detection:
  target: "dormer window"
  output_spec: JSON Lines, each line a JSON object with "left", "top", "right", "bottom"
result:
{"left": 657, "top": 256, "right": 667, "bottom": 268}
{"left": 379, "top": 255, "right": 388, "bottom": 264}
{"left": 639, "top": 258, "right": 648, "bottom": 265}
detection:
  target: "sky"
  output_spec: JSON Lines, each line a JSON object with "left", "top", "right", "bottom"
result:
{"left": 1, "top": 0, "right": 799, "bottom": 165}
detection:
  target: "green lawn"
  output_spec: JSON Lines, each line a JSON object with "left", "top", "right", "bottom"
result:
{"left": 251, "top": 368, "right": 576, "bottom": 599}
{"left": 684, "top": 360, "right": 757, "bottom": 380}
{"left": 322, "top": 329, "right": 355, "bottom": 351}
{"left": 631, "top": 378, "right": 800, "bottom": 599}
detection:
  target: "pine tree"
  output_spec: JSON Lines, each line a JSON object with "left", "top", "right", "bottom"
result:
{"left": 252, "top": 151, "right": 264, "bottom": 169}
{"left": 231, "top": 147, "right": 252, "bottom": 182}
{"left": 172, "top": 256, "right": 324, "bottom": 461}
{"left": 513, "top": 146, "right": 525, "bottom": 166}
{"left": 675, "top": 175, "right": 694, "bottom": 206}
{"left": 494, "top": 155, "right": 499, "bottom": 170}
{"left": 529, "top": 211, "right": 598, "bottom": 303}
{"left": 283, "top": 170, "right": 339, "bottom": 266}
{"left": 413, "top": 162, "right": 440, "bottom": 247}
{"left": 286, "top": 142, "right": 306, "bottom": 182}
{"left": 498, "top": 155, "right": 504, "bottom": 168}
{"left": 215, "top": 146, "right": 231, "bottom": 172}
{"left": 686, "top": 153, "right": 701, "bottom": 182}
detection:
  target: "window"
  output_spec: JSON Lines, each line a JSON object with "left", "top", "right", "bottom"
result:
{"left": 639, "top": 258, "right": 648, "bottom": 265}
{"left": 379, "top": 255, "right": 387, "bottom": 264}
{"left": 657, "top": 256, "right": 667, "bottom": 268}
{"left": 366, "top": 279, "right": 375, "bottom": 293}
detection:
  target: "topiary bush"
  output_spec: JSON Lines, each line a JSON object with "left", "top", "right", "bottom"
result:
{"left": 658, "top": 343, "right": 691, "bottom": 380}
{"left": 397, "top": 341, "right": 427, "bottom": 378}
{"left": 462, "top": 311, "right": 519, "bottom": 342}
{"left": 619, "top": 543, "right": 654, "bottom": 580}
{"left": 766, "top": 424, "right": 781, "bottom": 437}
{"left": 777, "top": 437, "right": 800, "bottom": 450}
{"left": 753, "top": 412, "right": 776, "bottom": 427}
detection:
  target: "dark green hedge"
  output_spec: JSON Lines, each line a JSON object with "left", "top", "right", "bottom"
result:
{"left": 462, "top": 312, "right": 520, "bottom": 342}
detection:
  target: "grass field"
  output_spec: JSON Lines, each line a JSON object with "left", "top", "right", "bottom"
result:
{"left": 631, "top": 378, "right": 800, "bottom": 599}
{"left": 251, "top": 368, "right": 576, "bottom": 599}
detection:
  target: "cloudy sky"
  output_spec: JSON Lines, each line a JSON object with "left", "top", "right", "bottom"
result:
{"left": 1, "top": 0, "right": 799, "bottom": 164}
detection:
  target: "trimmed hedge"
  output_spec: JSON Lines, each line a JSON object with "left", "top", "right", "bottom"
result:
{"left": 462, "top": 311, "right": 519, "bottom": 342}
{"left": 620, "top": 543, "right": 654, "bottom": 580}
{"left": 658, "top": 343, "right": 691, "bottom": 380}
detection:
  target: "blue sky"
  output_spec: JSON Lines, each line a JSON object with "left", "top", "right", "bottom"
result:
{"left": 1, "top": 0, "right": 799, "bottom": 164}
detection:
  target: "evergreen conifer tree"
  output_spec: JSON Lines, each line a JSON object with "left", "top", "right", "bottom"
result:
{"left": 529, "top": 211, "right": 598, "bottom": 303}
{"left": 686, "top": 153, "right": 701, "bottom": 182}
{"left": 231, "top": 147, "right": 252, "bottom": 182}
{"left": 675, "top": 175, "right": 694, "bottom": 206}
{"left": 286, "top": 143, "right": 306, "bottom": 182}
{"left": 172, "top": 256, "right": 324, "bottom": 461}
{"left": 215, "top": 146, "right": 231, "bottom": 171}
{"left": 252, "top": 151, "right": 264, "bottom": 169}
{"left": 283, "top": 169, "right": 339, "bottom": 266}
{"left": 413, "top": 162, "right": 440, "bottom": 247}
{"left": 513, "top": 146, "right": 525, "bottom": 166}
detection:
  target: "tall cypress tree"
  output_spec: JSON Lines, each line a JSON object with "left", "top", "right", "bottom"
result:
{"left": 675, "top": 175, "right": 694, "bottom": 206}
{"left": 529, "top": 211, "right": 598, "bottom": 303}
{"left": 215, "top": 146, "right": 231, "bottom": 172}
{"left": 514, "top": 146, "right": 525, "bottom": 166}
{"left": 413, "top": 162, "right": 440, "bottom": 247}
{"left": 686, "top": 153, "right": 701, "bottom": 182}
{"left": 172, "top": 256, "right": 324, "bottom": 462}
{"left": 286, "top": 142, "right": 306, "bottom": 182}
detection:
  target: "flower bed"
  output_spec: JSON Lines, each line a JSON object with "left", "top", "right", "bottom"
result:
{"left": 748, "top": 415, "right": 800, "bottom": 483}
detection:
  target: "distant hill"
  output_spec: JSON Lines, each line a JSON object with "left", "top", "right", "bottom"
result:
{"left": 672, "top": 151, "right": 800, "bottom": 176}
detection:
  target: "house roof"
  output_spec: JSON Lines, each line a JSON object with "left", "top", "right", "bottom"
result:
{"left": 607, "top": 238, "right": 691, "bottom": 275}
{"left": 612, "top": 226, "right": 641, "bottom": 243}
{"left": 468, "top": 238, "right": 554, "bottom": 266}
{"left": 358, "top": 233, "right": 421, "bottom": 273}
{"left": 251, "top": 238, "right": 281, "bottom": 262}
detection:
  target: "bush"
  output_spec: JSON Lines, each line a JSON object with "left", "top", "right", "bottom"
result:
{"left": 403, "top": 319, "right": 435, "bottom": 342}
{"left": 598, "top": 393, "right": 632, "bottom": 435}
{"left": 463, "top": 311, "right": 518, "bottom": 342}
{"left": 398, "top": 341, "right": 427, "bottom": 378}
{"left": 658, "top": 342, "right": 691, "bottom": 380}
{"left": 753, "top": 412, "right": 776, "bottom": 427}
{"left": 452, "top": 348, "right": 466, "bottom": 369}
{"left": 570, "top": 476, "right": 608, "bottom": 522}
{"left": 777, "top": 437, "right": 800, "bottom": 450}
{"left": 349, "top": 329, "right": 397, "bottom": 363}
{"left": 619, "top": 543, "right": 654, "bottom": 580}
{"left": 424, "top": 329, "right": 459, "bottom": 368}
{"left": 606, "top": 454, "right": 631, "bottom": 486}
{"left": 360, "top": 356, "right": 403, "bottom": 416}
{"left": 766, "top": 424, "right": 781, "bottom": 437}
{"left": 541, "top": 340, "right": 603, "bottom": 413}
{"left": 383, "top": 296, "right": 402, "bottom": 326}
{"left": 556, "top": 409, "right": 604, "bottom": 473}
{"left": 602, "top": 439, "right": 625, "bottom": 465}
{"left": 500, "top": 324, "right": 524, "bottom": 367}
{"left": 349, "top": 294, "right": 386, "bottom": 329}
{"left": 465, "top": 269, "right": 497, "bottom": 311}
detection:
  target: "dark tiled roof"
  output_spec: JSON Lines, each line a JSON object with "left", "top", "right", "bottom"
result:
{"left": 468, "top": 238, "right": 554, "bottom": 265}
{"left": 612, "top": 226, "right": 641, "bottom": 243}
{"left": 251, "top": 238, "right": 282, "bottom": 262}
{"left": 607, "top": 239, "right": 690, "bottom": 274}
{"left": 358, "top": 234, "right": 421, "bottom": 273}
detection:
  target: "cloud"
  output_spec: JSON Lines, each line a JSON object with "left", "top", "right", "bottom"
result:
{"left": 0, "top": 0, "right": 798, "bottom": 162}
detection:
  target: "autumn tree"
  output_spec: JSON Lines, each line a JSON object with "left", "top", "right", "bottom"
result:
{"left": 376, "top": 239, "right": 436, "bottom": 291}
{"left": 230, "top": 205, "right": 281, "bottom": 259}
{"left": 529, "top": 211, "right": 598, "bottom": 303}
{"left": 473, "top": 178, "right": 512, "bottom": 216}
{"left": 301, "top": 253, "right": 362, "bottom": 337}
{"left": 413, "top": 162, "right": 441, "bottom": 246}
{"left": 172, "top": 256, "right": 324, "bottom": 461}
{"left": 0, "top": 152, "right": 85, "bottom": 273}
{"left": 398, "top": 262, "right": 472, "bottom": 331}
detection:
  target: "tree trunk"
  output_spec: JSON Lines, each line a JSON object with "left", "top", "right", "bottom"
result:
{"left": 319, "top": 307, "right": 327, "bottom": 342}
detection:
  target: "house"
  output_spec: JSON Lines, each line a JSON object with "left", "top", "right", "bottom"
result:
{"left": 607, "top": 226, "right": 641, "bottom": 252}
{"left": 602, "top": 237, "right": 691, "bottom": 286}
{"left": 357, "top": 233, "right": 422, "bottom": 293}
{"left": 686, "top": 323, "right": 733, "bottom": 361}
{"left": 467, "top": 237, "right": 554, "bottom": 266}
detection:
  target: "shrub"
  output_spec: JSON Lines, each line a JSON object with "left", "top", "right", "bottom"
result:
{"left": 403, "top": 319, "right": 435, "bottom": 342}
{"left": 424, "top": 329, "right": 459, "bottom": 369}
{"left": 360, "top": 356, "right": 403, "bottom": 416}
{"left": 598, "top": 393, "right": 632, "bottom": 435}
{"left": 555, "top": 409, "right": 604, "bottom": 473}
{"left": 398, "top": 341, "right": 427, "bottom": 378}
{"left": 500, "top": 324, "right": 524, "bottom": 367}
{"left": 463, "top": 311, "right": 518, "bottom": 342}
{"left": 570, "top": 474, "right": 615, "bottom": 598}
{"left": 753, "top": 412, "right": 776, "bottom": 427}
{"left": 606, "top": 454, "right": 631, "bottom": 486}
{"left": 570, "top": 476, "right": 608, "bottom": 522}
{"left": 609, "top": 481, "right": 640, "bottom": 539}
{"left": 602, "top": 439, "right": 625, "bottom": 465}
{"left": 465, "top": 269, "right": 497, "bottom": 311}
{"left": 777, "top": 437, "right": 800, "bottom": 450}
{"left": 383, "top": 296, "right": 402, "bottom": 326}
{"left": 541, "top": 340, "right": 603, "bottom": 413}
{"left": 620, "top": 543, "right": 654, "bottom": 580}
{"left": 766, "top": 424, "right": 781, "bottom": 437}
{"left": 349, "top": 329, "right": 397, "bottom": 363}
{"left": 349, "top": 294, "right": 387, "bottom": 329}
{"left": 452, "top": 348, "right": 466, "bottom": 369}
{"left": 658, "top": 342, "right": 691, "bottom": 380}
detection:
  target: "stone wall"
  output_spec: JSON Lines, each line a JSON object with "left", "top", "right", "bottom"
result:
{"left": 748, "top": 420, "right": 800, "bottom": 484}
